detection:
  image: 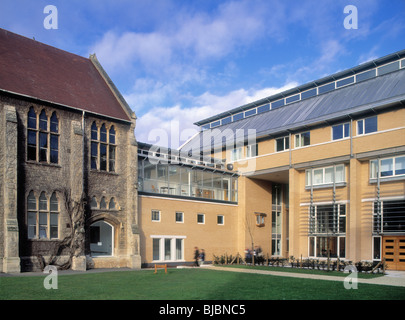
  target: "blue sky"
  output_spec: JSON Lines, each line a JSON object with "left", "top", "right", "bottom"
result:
{"left": 1, "top": 0, "right": 404, "bottom": 147}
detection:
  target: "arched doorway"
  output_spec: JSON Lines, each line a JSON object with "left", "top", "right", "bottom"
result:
{"left": 89, "top": 221, "right": 114, "bottom": 257}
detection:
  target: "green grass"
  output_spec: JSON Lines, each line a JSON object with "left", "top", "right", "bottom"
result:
{"left": 0, "top": 268, "right": 404, "bottom": 300}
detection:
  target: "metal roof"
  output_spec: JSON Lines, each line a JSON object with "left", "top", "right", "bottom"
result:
{"left": 181, "top": 67, "right": 405, "bottom": 153}
{"left": 194, "top": 49, "right": 405, "bottom": 127}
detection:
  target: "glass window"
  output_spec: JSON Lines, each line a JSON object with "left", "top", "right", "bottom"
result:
{"left": 332, "top": 123, "right": 350, "bottom": 140}
{"left": 245, "top": 109, "right": 256, "bottom": 117}
{"left": 109, "top": 145, "right": 116, "bottom": 172}
{"left": 91, "top": 122, "right": 98, "bottom": 140}
{"left": 50, "top": 112, "right": 58, "bottom": 133}
{"left": 109, "top": 126, "right": 115, "bottom": 144}
{"left": 100, "top": 124, "right": 107, "bottom": 142}
{"left": 313, "top": 169, "right": 323, "bottom": 185}
{"left": 151, "top": 210, "right": 160, "bottom": 221}
{"left": 100, "top": 144, "right": 107, "bottom": 171}
{"left": 39, "top": 212, "right": 48, "bottom": 239}
{"left": 221, "top": 116, "right": 231, "bottom": 125}
{"left": 27, "top": 191, "right": 37, "bottom": 210}
{"left": 164, "top": 239, "right": 171, "bottom": 260}
{"left": 318, "top": 82, "right": 335, "bottom": 94}
{"left": 395, "top": 156, "right": 405, "bottom": 175}
{"left": 301, "top": 88, "right": 317, "bottom": 100}
{"left": 231, "top": 147, "right": 242, "bottom": 161}
{"left": 153, "top": 238, "right": 160, "bottom": 261}
{"left": 271, "top": 99, "right": 284, "bottom": 109}
{"left": 28, "top": 107, "right": 37, "bottom": 129}
{"left": 295, "top": 132, "right": 310, "bottom": 148}
{"left": 39, "top": 110, "right": 47, "bottom": 131}
{"left": 380, "top": 158, "right": 393, "bottom": 177}
{"left": 324, "top": 167, "right": 334, "bottom": 184}
{"left": 232, "top": 112, "right": 244, "bottom": 121}
{"left": 28, "top": 211, "right": 37, "bottom": 239}
{"left": 276, "top": 136, "right": 289, "bottom": 152}
{"left": 176, "top": 212, "right": 183, "bottom": 223}
{"left": 91, "top": 142, "right": 98, "bottom": 170}
{"left": 217, "top": 215, "right": 224, "bottom": 225}
{"left": 197, "top": 213, "right": 205, "bottom": 224}
{"left": 257, "top": 104, "right": 270, "bottom": 114}
{"left": 176, "top": 239, "right": 183, "bottom": 260}
{"left": 358, "top": 116, "right": 377, "bottom": 135}
{"left": 365, "top": 116, "right": 377, "bottom": 134}
{"left": 39, "top": 192, "right": 47, "bottom": 211}
{"left": 39, "top": 132, "right": 48, "bottom": 162}
{"left": 50, "top": 192, "right": 58, "bottom": 211}
{"left": 27, "top": 130, "right": 37, "bottom": 161}
{"left": 335, "top": 165, "right": 345, "bottom": 182}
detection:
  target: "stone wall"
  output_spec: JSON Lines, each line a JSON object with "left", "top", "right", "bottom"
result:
{"left": 0, "top": 93, "right": 140, "bottom": 272}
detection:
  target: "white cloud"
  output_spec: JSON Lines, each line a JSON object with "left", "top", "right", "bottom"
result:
{"left": 135, "top": 82, "right": 298, "bottom": 148}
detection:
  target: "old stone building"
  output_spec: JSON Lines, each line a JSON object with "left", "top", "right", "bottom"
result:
{"left": 0, "top": 28, "right": 141, "bottom": 272}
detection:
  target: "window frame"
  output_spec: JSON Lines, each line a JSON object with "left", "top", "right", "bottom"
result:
{"left": 27, "top": 108, "right": 59, "bottom": 164}
{"left": 332, "top": 122, "right": 350, "bottom": 141}
{"left": 370, "top": 155, "right": 405, "bottom": 180}
{"left": 151, "top": 236, "right": 186, "bottom": 262}
{"left": 27, "top": 191, "right": 59, "bottom": 240}
{"left": 305, "top": 164, "right": 345, "bottom": 187}
{"left": 217, "top": 215, "right": 225, "bottom": 225}
{"left": 357, "top": 116, "right": 378, "bottom": 136}
{"left": 275, "top": 136, "right": 290, "bottom": 152}
{"left": 90, "top": 122, "right": 117, "bottom": 172}
{"left": 197, "top": 213, "right": 205, "bottom": 224}
{"left": 151, "top": 209, "right": 161, "bottom": 222}
{"left": 294, "top": 131, "right": 310, "bottom": 148}
{"left": 175, "top": 211, "right": 184, "bottom": 223}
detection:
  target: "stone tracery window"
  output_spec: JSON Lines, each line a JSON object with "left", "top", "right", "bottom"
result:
{"left": 90, "top": 122, "right": 116, "bottom": 172}
{"left": 27, "top": 107, "right": 59, "bottom": 164}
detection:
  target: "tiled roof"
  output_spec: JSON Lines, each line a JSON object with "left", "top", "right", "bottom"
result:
{"left": 0, "top": 28, "right": 132, "bottom": 122}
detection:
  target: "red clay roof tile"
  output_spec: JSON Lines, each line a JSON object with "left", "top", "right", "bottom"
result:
{"left": 0, "top": 28, "right": 131, "bottom": 121}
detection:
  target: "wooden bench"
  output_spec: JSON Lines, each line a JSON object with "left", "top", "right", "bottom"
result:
{"left": 154, "top": 264, "right": 167, "bottom": 274}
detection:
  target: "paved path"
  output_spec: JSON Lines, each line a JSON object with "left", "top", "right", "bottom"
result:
{"left": 209, "top": 266, "right": 405, "bottom": 287}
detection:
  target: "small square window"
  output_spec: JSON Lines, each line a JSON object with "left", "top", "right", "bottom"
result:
{"left": 255, "top": 213, "right": 266, "bottom": 227}
{"left": 217, "top": 215, "right": 224, "bottom": 225}
{"left": 197, "top": 213, "right": 205, "bottom": 224}
{"left": 176, "top": 212, "right": 184, "bottom": 223}
{"left": 152, "top": 210, "right": 160, "bottom": 222}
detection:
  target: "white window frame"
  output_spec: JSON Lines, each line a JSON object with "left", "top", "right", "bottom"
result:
{"left": 332, "top": 122, "right": 350, "bottom": 140}
{"left": 357, "top": 116, "right": 378, "bottom": 136}
{"left": 305, "top": 164, "right": 345, "bottom": 187}
{"left": 151, "top": 209, "right": 161, "bottom": 222}
{"left": 246, "top": 144, "right": 258, "bottom": 158}
{"left": 370, "top": 155, "right": 405, "bottom": 179}
{"left": 151, "top": 235, "right": 186, "bottom": 262}
{"left": 197, "top": 213, "right": 205, "bottom": 224}
{"left": 275, "top": 136, "right": 289, "bottom": 152}
{"left": 175, "top": 211, "right": 184, "bottom": 223}
{"left": 217, "top": 215, "right": 225, "bottom": 225}
{"left": 230, "top": 147, "right": 243, "bottom": 162}
{"left": 294, "top": 131, "right": 310, "bottom": 148}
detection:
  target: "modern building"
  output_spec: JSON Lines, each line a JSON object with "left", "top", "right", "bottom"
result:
{"left": 1, "top": 27, "right": 404, "bottom": 272}
{"left": 0, "top": 28, "right": 141, "bottom": 272}
{"left": 140, "top": 50, "right": 405, "bottom": 270}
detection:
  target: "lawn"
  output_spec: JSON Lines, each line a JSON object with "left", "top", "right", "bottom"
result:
{"left": 0, "top": 268, "right": 404, "bottom": 300}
